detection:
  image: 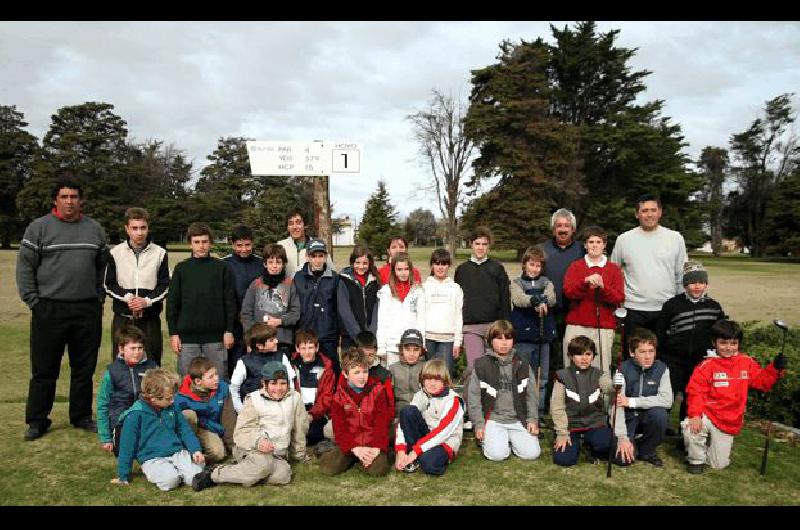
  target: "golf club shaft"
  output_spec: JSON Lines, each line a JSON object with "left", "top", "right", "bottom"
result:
{"left": 761, "top": 326, "right": 788, "bottom": 475}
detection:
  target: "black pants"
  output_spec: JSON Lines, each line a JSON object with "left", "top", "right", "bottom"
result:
{"left": 227, "top": 320, "right": 245, "bottom": 379}
{"left": 621, "top": 408, "right": 668, "bottom": 461}
{"left": 398, "top": 406, "right": 450, "bottom": 475}
{"left": 663, "top": 359, "right": 694, "bottom": 422}
{"left": 26, "top": 299, "right": 101, "bottom": 429}
{"left": 318, "top": 339, "right": 340, "bottom": 376}
{"left": 622, "top": 309, "right": 661, "bottom": 359}
{"left": 111, "top": 312, "right": 163, "bottom": 366}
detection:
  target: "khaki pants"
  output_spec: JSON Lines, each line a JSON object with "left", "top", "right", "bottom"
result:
{"left": 562, "top": 325, "right": 614, "bottom": 373}
{"left": 182, "top": 410, "right": 226, "bottom": 464}
{"left": 211, "top": 446, "right": 292, "bottom": 487}
{"left": 318, "top": 446, "right": 389, "bottom": 476}
{"left": 682, "top": 415, "right": 734, "bottom": 469}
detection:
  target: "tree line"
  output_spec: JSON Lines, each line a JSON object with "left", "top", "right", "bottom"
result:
{"left": 2, "top": 22, "right": 798, "bottom": 257}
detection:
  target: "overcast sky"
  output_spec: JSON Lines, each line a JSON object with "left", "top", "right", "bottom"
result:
{"left": 2, "top": 21, "right": 799, "bottom": 222}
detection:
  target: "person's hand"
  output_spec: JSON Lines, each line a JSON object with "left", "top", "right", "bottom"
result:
{"left": 110, "top": 478, "right": 129, "bottom": 486}
{"left": 616, "top": 393, "right": 630, "bottom": 407}
{"left": 170, "top": 335, "right": 181, "bottom": 354}
{"left": 773, "top": 352, "right": 788, "bottom": 370}
{"left": 688, "top": 417, "right": 703, "bottom": 434}
{"left": 613, "top": 371, "right": 625, "bottom": 389}
{"left": 307, "top": 412, "right": 315, "bottom": 424}
{"left": 453, "top": 345, "right": 461, "bottom": 359}
{"left": 553, "top": 435, "right": 572, "bottom": 452}
{"left": 395, "top": 450, "right": 408, "bottom": 471}
{"left": 616, "top": 438, "right": 635, "bottom": 463}
{"left": 537, "top": 303, "right": 548, "bottom": 316}
{"left": 265, "top": 317, "right": 282, "bottom": 327}
{"left": 475, "top": 428, "right": 485, "bottom": 441}
{"left": 129, "top": 297, "right": 147, "bottom": 312}
{"left": 352, "top": 446, "right": 376, "bottom": 467}
{"left": 257, "top": 438, "right": 275, "bottom": 454}
{"left": 101, "top": 442, "right": 114, "bottom": 453}
{"left": 527, "top": 421, "right": 540, "bottom": 436}
{"left": 192, "top": 451, "right": 205, "bottom": 465}
{"left": 223, "top": 332, "right": 234, "bottom": 349}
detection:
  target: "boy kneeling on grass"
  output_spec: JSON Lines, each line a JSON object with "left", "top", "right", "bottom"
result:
{"left": 192, "top": 361, "right": 309, "bottom": 490}
{"left": 682, "top": 319, "right": 786, "bottom": 474}
{"left": 551, "top": 335, "right": 624, "bottom": 467}
{"left": 394, "top": 359, "right": 464, "bottom": 475}
{"left": 113, "top": 369, "right": 205, "bottom": 490}
{"left": 319, "top": 348, "right": 391, "bottom": 477}
{"left": 97, "top": 325, "right": 158, "bottom": 456}
{"left": 174, "top": 356, "right": 235, "bottom": 464}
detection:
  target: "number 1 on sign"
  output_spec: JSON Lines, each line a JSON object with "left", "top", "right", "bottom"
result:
{"left": 340, "top": 153, "right": 348, "bottom": 169}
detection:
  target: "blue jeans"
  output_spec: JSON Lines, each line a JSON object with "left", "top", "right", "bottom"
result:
{"left": 398, "top": 406, "right": 450, "bottom": 475}
{"left": 514, "top": 341, "right": 549, "bottom": 418}
{"left": 553, "top": 427, "right": 616, "bottom": 467}
{"left": 425, "top": 339, "right": 455, "bottom": 378}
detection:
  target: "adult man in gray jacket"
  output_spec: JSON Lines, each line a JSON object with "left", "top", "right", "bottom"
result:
{"left": 17, "top": 176, "right": 108, "bottom": 441}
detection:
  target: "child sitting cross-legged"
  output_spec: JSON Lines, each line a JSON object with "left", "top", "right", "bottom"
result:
{"left": 97, "top": 325, "right": 158, "bottom": 455}
{"left": 394, "top": 359, "right": 464, "bottom": 476}
{"left": 192, "top": 362, "right": 309, "bottom": 490}
{"left": 319, "top": 348, "right": 391, "bottom": 477}
{"left": 174, "top": 356, "right": 235, "bottom": 464}
{"left": 113, "top": 369, "right": 205, "bottom": 490}
{"left": 231, "top": 322, "right": 296, "bottom": 413}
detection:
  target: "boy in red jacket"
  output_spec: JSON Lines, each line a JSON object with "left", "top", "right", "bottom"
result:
{"left": 682, "top": 319, "right": 786, "bottom": 474}
{"left": 319, "top": 348, "right": 390, "bottom": 476}
{"left": 289, "top": 329, "right": 336, "bottom": 449}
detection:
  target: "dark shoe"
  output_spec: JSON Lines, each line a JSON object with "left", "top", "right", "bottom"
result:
{"left": 688, "top": 463, "right": 704, "bottom": 475}
{"left": 73, "top": 418, "right": 97, "bottom": 433}
{"left": 403, "top": 461, "right": 419, "bottom": 473}
{"left": 640, "top": 454, "right": 664, "bottom": 467}
{"left": 192, "top": 470, "right": 216, "bottom": 492}
{"left": 665, "top": 427, "right": 678, "bottom": 437}
{"left": 314, "top": 439, "right": 336, "bottom": 457}
{"left": 24, "top": 424, "right": 47, "bottom": 441}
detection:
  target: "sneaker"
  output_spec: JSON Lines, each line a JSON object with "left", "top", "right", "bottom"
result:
{"left": 463, "top": 420, "right": 473, "bottom": 431}
{"left": 24, "top": 424, "right": 47, "bottom": 441}
{"left": 403, "top": 462, "right": 419, "bottom": 473}
{"left": 688, "top": 463, "right": 704, "bottom": 475}
{"left": 639, "top": 454, "right": 664, "bottom": 467}
{"left": 314, "top": 439, "right": 336, "bottom": 457}
{"left": 191, "top": 470, "right": 216, "bottom": 491}
{"left": 73, "top": 418, "right": 97, "bottom": 433}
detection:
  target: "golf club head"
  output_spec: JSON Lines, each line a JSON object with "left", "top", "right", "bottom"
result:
{"left": 773, "top": 319, "right": 788, "bottom": 331}
{"left": 614, "top": 307, "right": 628, "bottom": 320}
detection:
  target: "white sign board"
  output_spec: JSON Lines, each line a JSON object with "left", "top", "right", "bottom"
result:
{"left": 246, "top": 141, "right": 362, "bottom": 176}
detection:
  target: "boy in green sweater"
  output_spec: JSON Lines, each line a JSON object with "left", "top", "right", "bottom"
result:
{"left": 167, "top": 222, "right": 237, "bottom": 379}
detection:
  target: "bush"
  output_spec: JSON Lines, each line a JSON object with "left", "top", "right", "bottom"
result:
{"left": 741, "top": 321, "right": 799, "bottom": 428}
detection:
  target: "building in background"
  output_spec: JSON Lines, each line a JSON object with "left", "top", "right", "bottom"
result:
{"left": 333, "top": 216, "right": 356, "bottom": 246}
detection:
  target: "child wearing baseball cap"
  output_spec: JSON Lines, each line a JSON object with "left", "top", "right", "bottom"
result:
{"left": 389, "top": 329, "right": 427, "bottom": 414}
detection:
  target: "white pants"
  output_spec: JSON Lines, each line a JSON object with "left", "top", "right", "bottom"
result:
{"left": 141, "top": 449, "right": 203, "bottom": 491}
{"left": 482, "top": 420, "right": 541, "bottom": 461}
{"left": 562, "top": 325, "right": 614, "bottom": 373}
{"left": 682, "top": 415, "right": 734, "bottom": 469}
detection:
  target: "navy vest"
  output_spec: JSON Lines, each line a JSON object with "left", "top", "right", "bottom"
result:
{"left": 108, "top": 357, "right": 158, "bottom": 428}
{"left": 510, "top": 280, "right": 556, "bottom": 343}
{"left": 620, "top": 358, "right": 667, "bottom": 421}
{"left": 241, "top": 351, "right": 284, "bottom": 399}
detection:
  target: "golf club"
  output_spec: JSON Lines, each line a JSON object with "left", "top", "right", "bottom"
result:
{"left": 761, "top": 319, "right": 789, "bottom": 475}
{"left": 607, "top": 306, "right": 627, "bottom": 478}
{"left": 595, "top": 289, "right": 604, "bottom": 373}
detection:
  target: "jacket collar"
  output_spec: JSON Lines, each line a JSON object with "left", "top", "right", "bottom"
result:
{"left": 178, "top": 374, "right": 217, "bottom": 401}
{"left": 126, "top": 237, "right": 152, "bottom": 252}
{"left": 584, "top": 254, "right": 607, "bottom": 268}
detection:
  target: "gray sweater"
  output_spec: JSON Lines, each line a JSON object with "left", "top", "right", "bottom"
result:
{"left": 17, "top": 213, "right": 107, "bottom": 308}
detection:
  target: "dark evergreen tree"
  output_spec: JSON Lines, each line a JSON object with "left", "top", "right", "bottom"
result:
{"left": 0, "top": 105, "right": 40, "bottom": 248}
{"left": 358, "top": 180, "right": 397, "bottom": 260}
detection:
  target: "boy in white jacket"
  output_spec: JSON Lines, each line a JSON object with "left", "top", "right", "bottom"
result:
{"left": 192, "top": 362, "right": 308, "bottom": 490}
{"left": 376, "top": 252, "right": 425, "bottom": 367}
{"left": 394, "top": 359, "right": 464, "bottom": 475}
{"left": 422, "top": 249, "right": 463, "bottom": 378}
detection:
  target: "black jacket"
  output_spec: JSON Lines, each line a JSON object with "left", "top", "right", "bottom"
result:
{"left": 294, "top": 263, "right": 340, "bottom": 341}
{"left": 657, "top": 293, "right": 726, "bottom": 367}
{"left": 454, "top": 259, "right": 510, "bottom": 324}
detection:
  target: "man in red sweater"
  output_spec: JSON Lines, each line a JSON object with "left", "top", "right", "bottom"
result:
{"left": 562, "top": 226, "right": 625, "bottom": 372}
{"left": 682, "top": 319, "right": 786, "bottom": 474}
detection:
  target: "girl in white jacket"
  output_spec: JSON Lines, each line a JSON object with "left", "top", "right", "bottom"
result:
{"left": 376, "top": 252, "right": 425, "bottom": 367}
{"left": 421, "top": 249, "right": 463, "bottom": 378}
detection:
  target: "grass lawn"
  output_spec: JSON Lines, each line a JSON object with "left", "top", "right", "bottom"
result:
{"left": 0, "top": 249, "right": 798, "bottom": 505}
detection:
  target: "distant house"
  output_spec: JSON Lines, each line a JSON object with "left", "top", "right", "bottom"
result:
{"left": 333, "top": 216, "right": 356, "bottom": 246}
{"left": 696, "top": 238, "right": 746, "bottom": 253}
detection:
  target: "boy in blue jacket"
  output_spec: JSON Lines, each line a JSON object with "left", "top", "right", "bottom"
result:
{"left": 174, "top": 356, "right": 235, "bottom": 464}
{"left": 97, "top": 326, "right": 158, "bottom": 456}
{"left": 112, "top": 369, "right": 205, "bottom": 490}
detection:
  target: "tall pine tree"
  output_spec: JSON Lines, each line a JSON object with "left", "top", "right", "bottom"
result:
{"left": 358, "top": 180, "right": 397, "bottom": 260}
